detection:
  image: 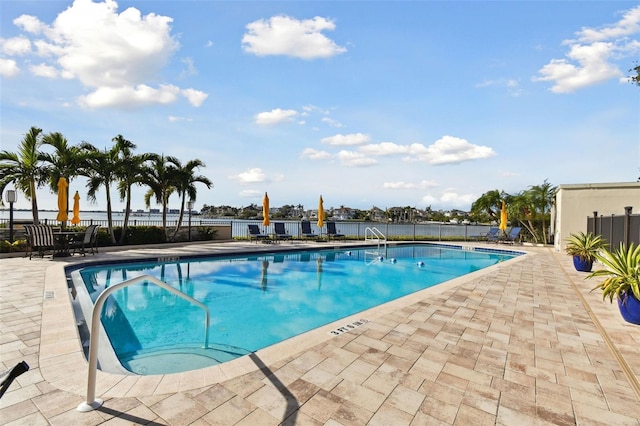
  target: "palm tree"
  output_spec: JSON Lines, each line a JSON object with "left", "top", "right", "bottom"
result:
{"left": 0, "top": 127, "right": 45, "bottom": 223}
{"left": 170, "top": 158, "right": 213, "bottom": 240}
{"left": 509, "top": 192, "right": 539, "bottom": 243}
{"left": 79, "top": 142, "right": 120, "bottom": 244}
{"left": 144, "top": 154, "right": 180, "bottom": 237}
{"left": 470, "top": 189, "right": 505, "bottom": 223}
{"left": 40, "top": 132, "right": 85, "bottom": 227}
{"left": 113, "top": 135, "right": 151, "bottom": 244}
{"left": 527, "top": 179, "right": 557, "bottom": 244}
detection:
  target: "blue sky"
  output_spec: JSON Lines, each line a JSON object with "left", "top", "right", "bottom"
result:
{"left": 1, "top": 0, "right": 639, "bottom": 213}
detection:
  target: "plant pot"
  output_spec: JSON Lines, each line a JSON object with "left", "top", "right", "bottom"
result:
{"left": 617, "top": 291, "right": 640, "bottom": 325}
{"left": 572, "top": 256, "right": 593, "bottom": 272}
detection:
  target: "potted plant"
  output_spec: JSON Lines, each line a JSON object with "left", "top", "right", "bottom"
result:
{"left": 588, "top": 243, "right": 640, "bottom": 325}
{"left": 564, "top": 231, "right": 605, "bottom": 272}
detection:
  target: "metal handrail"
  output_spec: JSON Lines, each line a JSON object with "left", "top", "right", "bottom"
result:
{"left": 365, "top": 227, "right": 387, "bottom": 259}
{"left": 78, "top": 275, "right": 210, "bottom": 412}
{"left": 365, "top": 227, "right": 386, "bottom": 245}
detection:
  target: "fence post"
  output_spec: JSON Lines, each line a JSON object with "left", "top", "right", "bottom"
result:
{"left": 593, "top": 211, "right": 598, "bottom": 236}
{"left": 625, "top": 206, "right": 633, "bottom": 247}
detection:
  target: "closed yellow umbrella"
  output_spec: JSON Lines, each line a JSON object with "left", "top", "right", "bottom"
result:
{"left": 71, "top": 191, "right": 81, "bottom": 225}
{"left": 499, "top": 200, "right": 508, "bottom": 232}
{"left": 262, "top": 192, "right": 270, "bottom": 226}
{"left": 56, "top": 177, "right": 68, "bottom": 222}
{"left": 317, "top": 195, "right": 324, "bottom": 228}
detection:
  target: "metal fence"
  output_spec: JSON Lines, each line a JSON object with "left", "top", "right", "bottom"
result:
{"left": 0, "top": 217, "right": 493, "bottom": 242}
{"left": 587, "top": 206, "right": 639, "bottom": 248}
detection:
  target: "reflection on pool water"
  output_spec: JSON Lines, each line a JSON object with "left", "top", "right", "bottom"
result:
{"left": 69, "top": 243, "right": 521, "bottom": 375}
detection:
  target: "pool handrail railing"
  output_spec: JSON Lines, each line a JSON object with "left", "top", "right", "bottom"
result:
{"left": 77, "top": 275, "right": 210, "bottom": 412}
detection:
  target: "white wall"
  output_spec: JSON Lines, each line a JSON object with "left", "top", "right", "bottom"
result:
{"left": 554, "top": 182, "right": 640, "bottom": 252}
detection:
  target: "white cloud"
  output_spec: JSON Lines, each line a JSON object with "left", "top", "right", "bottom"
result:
{"left": 179, "top": 57, "right": 197, "bottom": 79}
{"left": 321, "top": 133, "right": 370, "bottom": 146}
{"left": 534, "top": 5, "right": 640, "bottom": 93}
{"left": 404, "top": 136, "right": 496, "bottom": 165}
{"left": 336, "top": 150, "right": 377, "bottom": 167}
{"left": 300, "top": 148, "right": 332, "bottom": 160}
{"left": 321, "top": 117, "right": 344, "bottom": 128}
{"left": 13, "top": 14, "right": 46, "bottom": 34}
{"left": 422, "top": 191, "right": 477, "bottom": 209}
{"left": 383, "top": 180, "right": 438, "bottom": 190}
{"left": 534, "top": 42, "right": 622, "bottom": 93}
{"left": 475, "top": 78, "right": 522, "bottom": 97}
{"left": 29, "top": 63, "right": 59, "bottom": 78}
{"left": 78, "top": 84, "right": 181, "bottom": 108}
{"left": 5, "top": 0, "right": 208, "bottom": 108}
{"left": 0, "top": 58, "right": 20, "bottom": 77}
{"left": 168, "top": 116, "right": 192, "bottom": 122}
{"left": 1, "top": 36, "right": 31, "bottom": 55}
{"left": 229, "top": 168, "right": 267, "bottom": 184}
{"left": 181, "top": 88, "right": 208, "bottom": 107}
{"left": 576, "top": 5, "right": 640, "bottom": 43}
{"left": 242, "top": 15, "right": 347, "bottom": 59}
{"left": 359, "top": 142, "right": 410, "bottom": 156}
{"left": 255, "top": 108, "right": 298, "bottom": 125}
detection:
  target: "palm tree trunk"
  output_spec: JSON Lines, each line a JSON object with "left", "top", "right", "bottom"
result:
{"left": 120, "top": 187, "right": 132, "bottom": 245}
{"left": 162, "top": 193, "right": 168, "bottom": 240}
{"left": 30, "top": 179, "right": 39, "bottom": 223}
{"left": 106, "top": 188, "right": 116, "bottom": 244}
{"left": 172, "top": 193, "right": 186, "bottom": 241}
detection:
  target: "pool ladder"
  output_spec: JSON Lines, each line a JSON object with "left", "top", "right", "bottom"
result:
{"left": 364, "top": 227, "right": 387, "bottom": 264}
{"left": 78, "top": 275, "right": 210, "bottom": 413}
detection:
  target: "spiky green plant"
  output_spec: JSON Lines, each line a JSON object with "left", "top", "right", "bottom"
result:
{"left": 564, "top": 232, "right": 606, "bottom": 263}
{"left": 588, "top": 243, "right": 640, "bottom": 303}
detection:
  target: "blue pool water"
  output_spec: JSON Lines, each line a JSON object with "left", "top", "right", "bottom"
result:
{"left": 70, "top": 244, "right": 520, "bottom": 375}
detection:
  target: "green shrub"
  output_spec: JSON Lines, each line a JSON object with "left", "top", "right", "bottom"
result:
{"left": 0, "top": 239, "right": 27, "bottom": 253}
{"left": 197, "top": 227, "right": 218, "bottom": 241}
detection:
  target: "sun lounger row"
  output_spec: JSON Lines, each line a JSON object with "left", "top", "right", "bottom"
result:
{"left": 472, "top": 226, "right": 521, "bottom": 244}
{"left": 247, "top": 221, "right": 345, "bottom": 243}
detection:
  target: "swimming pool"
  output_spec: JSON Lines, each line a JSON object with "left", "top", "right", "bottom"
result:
{"left": 69, "top": 243, "right": 521, "bottom": 375}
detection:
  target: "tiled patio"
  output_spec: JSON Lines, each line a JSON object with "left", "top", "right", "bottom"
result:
{"left": 1, "top": 241, "right": 639, "bottom": 425}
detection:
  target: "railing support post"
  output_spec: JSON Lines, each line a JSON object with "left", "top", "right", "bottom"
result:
{"left": 624, "top": 206, "right": 633, "bottom": 247}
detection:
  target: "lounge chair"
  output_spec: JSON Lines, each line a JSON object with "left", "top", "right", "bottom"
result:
{"left": 504, "top": 226, "right": 522, "bottom": 244}
{"left": 471, "top": 227, "right": 499, "bottom": 242}
{"left": 71, "top": 224, "right": 99, "bottom": 256}
{"left": 326, "top": 222, "right": 345, "bottom": 241}
{"left": 486, "top": 227, "right": 502, "bottom": 243}
{"left": 247, "top": 224, "right": 269, "bottom": 243}
{"left": 24, "top": 225, "right": 57, "bottom": 259}
{"left": 273, "top": 222, "right": 292, "bottom": 242}
{"left": 300, "top": 220, "right": 318, "bottom": 239}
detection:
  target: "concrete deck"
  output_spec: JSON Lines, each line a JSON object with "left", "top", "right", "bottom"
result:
{"left": 1, "top": 241, "right": 639, "bottom": 425}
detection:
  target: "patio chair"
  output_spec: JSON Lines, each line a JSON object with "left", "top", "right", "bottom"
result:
{"left": 300, "top": 220, "right": 318, "bottom": 239}
{"left": 247, "top": 224, "right": 269, "bottom": 243}
{"left": 71, "top": 224, "right": 98, "bottom": 256}
{"left": 504, "top": 226, "right": 522, "bottom": 244}
{"left": 273, "top": 222, "right": 292, "bottom": 242}
{"left": 326, "top": 222, "right": 345, "bottom": 241}
{"left": 24, "top": 225, "right": 57, "bottom": 259}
